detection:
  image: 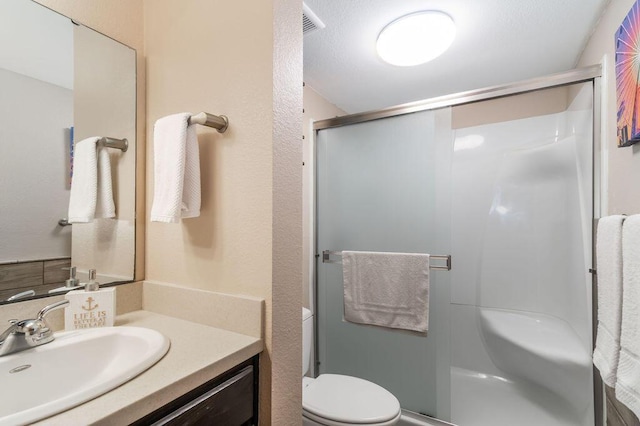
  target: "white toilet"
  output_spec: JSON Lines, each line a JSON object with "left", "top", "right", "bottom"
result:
{"left": 302, "top": 307, "right": 402, "bottom": 426}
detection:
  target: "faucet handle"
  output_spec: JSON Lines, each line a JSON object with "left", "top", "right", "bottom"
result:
{"left": 14, "top": 300, "right": 70, "bottom": 346}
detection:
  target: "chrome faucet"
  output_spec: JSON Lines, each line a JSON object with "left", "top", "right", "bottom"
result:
{"left": 0, "top": 299, "right": 69, "bottom": 357}
{"left": 6, "top": 290, "right": 35, "bottom": 302}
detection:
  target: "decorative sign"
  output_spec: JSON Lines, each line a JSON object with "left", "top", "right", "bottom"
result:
{"left": 616, "top": 1, "right": 640, "bottom": 147}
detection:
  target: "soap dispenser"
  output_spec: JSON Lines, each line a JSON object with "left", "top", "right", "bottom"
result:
{"left": 65, "top": 266, "right": 80, "bottom": 288}
{"left": 48, "top": 266, "right": 84, "bottom": 294}
{"left": 64, "top": 269, "right": 116, "bottom": 331}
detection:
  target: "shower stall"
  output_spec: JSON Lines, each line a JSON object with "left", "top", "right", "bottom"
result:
{"left": 313, "top": 66, "right": 602, "bottom": 426}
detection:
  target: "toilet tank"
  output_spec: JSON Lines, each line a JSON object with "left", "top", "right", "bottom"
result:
{"left": 302, "top": 307, "right": 313, "bottom": 376}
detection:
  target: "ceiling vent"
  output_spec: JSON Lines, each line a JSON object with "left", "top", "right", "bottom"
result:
{"left": 303, "top": 3, "right": 325, "bottom": 35}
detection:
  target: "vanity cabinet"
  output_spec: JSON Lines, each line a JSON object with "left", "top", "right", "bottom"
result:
{"left": 133, "top": 356, "right": 259, "bottom": 426}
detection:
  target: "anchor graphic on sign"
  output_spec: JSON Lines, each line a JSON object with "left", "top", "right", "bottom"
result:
{"left": 82, "top": 297, "right": 99, "bottom": 311}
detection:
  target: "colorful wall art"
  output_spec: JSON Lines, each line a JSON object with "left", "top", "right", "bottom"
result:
{"left": 616, "top": 0, "right": 640, "bottom": 147}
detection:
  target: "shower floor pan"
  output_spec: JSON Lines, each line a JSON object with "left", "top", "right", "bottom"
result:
{"left": 450, "top": 367, "right": 592, "bottom": 426}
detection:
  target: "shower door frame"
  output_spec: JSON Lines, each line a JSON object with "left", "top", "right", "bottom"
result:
{"left": 312, "top": 64, "right": 604, "bottom": 426}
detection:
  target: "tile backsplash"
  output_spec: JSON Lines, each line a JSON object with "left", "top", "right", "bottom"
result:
{"left": 0, "top": 258, "right": 71, "bottom": 300}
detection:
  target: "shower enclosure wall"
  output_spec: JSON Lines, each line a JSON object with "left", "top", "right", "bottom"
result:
{"left": 313, "top": 68, "right": 601, "bottom": 426}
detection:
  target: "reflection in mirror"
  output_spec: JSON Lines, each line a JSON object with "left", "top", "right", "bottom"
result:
{"left": 0, "top": 0, "right": 136, "bottom": 304}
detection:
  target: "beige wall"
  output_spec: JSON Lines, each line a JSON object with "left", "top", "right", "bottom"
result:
{"left": 35, "top": 0, "right": 147, "bottom": 280}
{"left": 302, "top": 86, "right": 345, "bottom": 308}
{"left": 143, "top": 0, "right": 302, "bottom": 423}
{"left": 34, "top": 1, "right": 144, "bottom": 49}
{"left": 579, "top": 0, "right": 639, "bottom": 215}
{"left": 272, "top": 1, "right": 304, "bottom": 422}
{"left": 32, "top": 0, "right": 303, "bottom": 423}
{"left": 144, "top": 0, "right": 274, "bottom": 298}
{"left": 451, "top": 86, "right": 570, "bottom": 129}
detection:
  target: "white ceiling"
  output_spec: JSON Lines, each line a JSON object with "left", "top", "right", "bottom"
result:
{"left": 303, "top": 0, "right": 611, "bottom": 114}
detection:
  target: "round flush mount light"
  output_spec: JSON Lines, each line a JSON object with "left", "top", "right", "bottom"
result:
{"left": 376, "top": 11, "right": 456, "bottom": 67}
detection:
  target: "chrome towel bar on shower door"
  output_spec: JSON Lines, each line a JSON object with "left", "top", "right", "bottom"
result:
{"left": 321, "top": 250, "right": 452, "bottom": 271}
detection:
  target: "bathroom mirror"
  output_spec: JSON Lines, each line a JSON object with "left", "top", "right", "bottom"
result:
{"left": 0, "top": 0, "right": 136, "bottom": 304}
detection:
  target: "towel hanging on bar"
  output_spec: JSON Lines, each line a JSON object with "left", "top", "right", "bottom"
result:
{"left": 68, "top": 136, "right": 116, "bottom": 222}
{"left": 342, "top": 251, "right": 431, "bottom": 333}
{"left": 150, "top": 113, "right": 201, "bottom": 223}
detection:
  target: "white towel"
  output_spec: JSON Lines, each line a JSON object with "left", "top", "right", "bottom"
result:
{"left": 150, "top": 113, "right": 201, "bottom": 223}
{"left": 342, "top": 251, "right": 430, "bottom": 333}
{"left": 593, "top": 215, "right": 625, "bottom": 387}
{"left": 68, "top": 137, "right": 115, "bottom": 223}
{"left": 615, "top": 215, "right": 640, "bottom": 417}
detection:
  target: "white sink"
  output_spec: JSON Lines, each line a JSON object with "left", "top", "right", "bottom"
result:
{"left": 0, "top": 326, "right": 170, "bottom": 425}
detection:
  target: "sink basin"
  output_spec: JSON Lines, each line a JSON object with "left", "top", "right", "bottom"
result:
{"left": 0, "top": 326, "right": 170, "bottom": 425}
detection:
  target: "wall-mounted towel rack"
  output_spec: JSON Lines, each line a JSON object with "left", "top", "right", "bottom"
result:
{"left": 98, "top": 137, "right": 128, "bottom": 152}
{"left": 321, "top": 250, "right": 452, "bottom": 271}
{"left": 188, "top": 112, "right": 229, "bottom": 133}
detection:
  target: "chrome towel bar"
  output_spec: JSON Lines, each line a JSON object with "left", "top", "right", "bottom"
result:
{"left": 321, "top": 250, "right": 451, "bottom": 271}
{"left": 98, "top": 137, "right": 128, "bottom": 152}
{"left": 188, "top": 112, "right": 229, "bottom": 133}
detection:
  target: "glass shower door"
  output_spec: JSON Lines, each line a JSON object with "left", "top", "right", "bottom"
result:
{"left": 449, "top": 83, "right": 594, "bottom": 426}
{"left": 315, "top": 108, "right": 453, "bottom": 420}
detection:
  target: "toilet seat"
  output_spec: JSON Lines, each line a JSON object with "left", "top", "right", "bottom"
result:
{"left": 303, "top": 410, "right": 401, "bottom": 426}
{"left": 303, "top": 374, "right": 401, "bottom": 425}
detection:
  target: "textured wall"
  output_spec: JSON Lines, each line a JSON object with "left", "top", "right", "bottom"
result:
{"left": 143, "top": 0, "right": 302, "bottom": 423}
{"left": 144, "top": 0, "right": 274, "bottom": 299}
{"left": 271, "top": 1, "right": 303, "bottom": 422}
{"left": 578, "top": 0, "right": 639, "bottom": 216}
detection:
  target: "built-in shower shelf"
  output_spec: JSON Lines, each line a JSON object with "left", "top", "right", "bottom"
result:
{"left": 480, "top": 308, "right": 592, "bottom": 413}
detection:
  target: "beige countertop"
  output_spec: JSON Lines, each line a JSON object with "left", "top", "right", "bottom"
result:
{"left": 33, "top": 310, "right": 263, "bottom": 426}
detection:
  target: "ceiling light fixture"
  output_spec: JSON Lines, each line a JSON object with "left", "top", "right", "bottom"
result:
{"left": 376, "top": 11, "right": 456, "bottom": 67}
